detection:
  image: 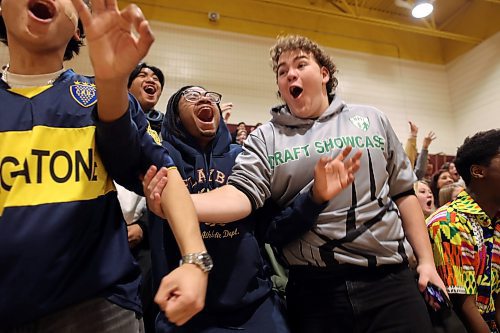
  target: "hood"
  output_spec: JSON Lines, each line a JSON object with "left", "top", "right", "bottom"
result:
{"left": 161, "top": 86, "right": 232, "bottom": 158}
{"left": 270, "top": 93, "right": 345, "bottom": 127}
{"left": 164, "top": 117, "right": 233, "bottom": 158}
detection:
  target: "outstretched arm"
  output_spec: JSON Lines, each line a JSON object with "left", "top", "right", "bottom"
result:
{"left": 415, "top": 131, "right": 435, "bottom": 179}
{"left": 191, "top": 185, "right": 252, "bottom": 223}
{"left": 142, "top": 166, "right": 252, "bottom": 223}
{"left": 72, "top": 0, "right": 208, "bottom": 325}
{"left": 144, "top": 147, "right": 361, "bottom": 225}
{"left": 405, "top": 121, "right": 418, "bottom": 168}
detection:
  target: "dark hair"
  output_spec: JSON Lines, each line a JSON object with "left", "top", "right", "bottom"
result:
{"left": 430, "top": 169, "right": 452, "bottom": 205}
{"left": 0, "top": 0, "right": 89, "bottom": 61}
{"left": 440, "top": 162, "right": 451, "bottom": 171}
{"left": 163, "top": 85, "right": 222, "bottom": 141}
{"left": 270, "top": 35, "right": 338, "bottom": 103}
{"left": 127, "top": 63, "right": 165, "bottom": 91}
{"left": 163, "top": 86, "right": 195, "bottom": 140}
{"left": 454, "top": 129, "right": 500, "bottom": 186}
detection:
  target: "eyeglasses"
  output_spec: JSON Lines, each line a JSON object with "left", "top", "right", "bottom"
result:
{"left": 182, "top": 90, "right": 222, "bottom": 104}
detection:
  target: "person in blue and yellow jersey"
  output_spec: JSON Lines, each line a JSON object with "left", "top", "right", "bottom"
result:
{"left": 0, "top": 0, "right": 209, "bottom": 330}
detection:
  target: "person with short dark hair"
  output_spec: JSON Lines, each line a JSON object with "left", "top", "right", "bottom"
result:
{"left": 117, "top": 62, "right": 167, "bottom": 333}
{"left": 127, "top": 62, "right": 165, "bottom": 135}
{"left": 427, "top": 129, "right": 500, "bottom": 332}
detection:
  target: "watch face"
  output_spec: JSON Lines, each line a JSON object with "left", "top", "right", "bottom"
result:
{"left": 198, "top": 253, "right": 214, "bottom": 271}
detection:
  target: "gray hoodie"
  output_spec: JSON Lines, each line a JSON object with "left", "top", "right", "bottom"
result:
{"left": 228, "top": 94, "right": 416, "bottom": 267}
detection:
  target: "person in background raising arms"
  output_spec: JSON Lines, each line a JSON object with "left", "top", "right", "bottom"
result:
{"left": 404, "top": 120, "right": 436, "bottom": 180}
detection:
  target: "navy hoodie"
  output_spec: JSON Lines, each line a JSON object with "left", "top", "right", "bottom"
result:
{"left": 149, "top": 114, "right": 272, "bottom": 315}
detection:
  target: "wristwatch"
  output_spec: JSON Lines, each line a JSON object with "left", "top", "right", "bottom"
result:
{"left": 180, "top": 252, "right": 213, "bottom": 273}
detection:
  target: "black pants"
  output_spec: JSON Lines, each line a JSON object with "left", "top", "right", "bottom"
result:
{"left": 286, "top": 264, "right": 433, "bottom": 333}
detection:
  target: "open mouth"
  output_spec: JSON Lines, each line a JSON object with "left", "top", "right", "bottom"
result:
{"left": 29, "top": 0, "right": 55, "bottom": 20}
{"left": 197, "top": 107, "right": 214, "bottom": 123}
{"left": 143, "top": 85, "right": 157, "bottom": 96}
{"left": 426, "top": 199, "right": 432, "bottom": 208}
{"left": 290, "top": 86, "right": 303, "bottom": 99}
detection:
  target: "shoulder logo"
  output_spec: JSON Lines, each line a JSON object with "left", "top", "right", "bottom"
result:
{"left": 349, "top": 115, "right": 370, "bottom": 131}
{"left": 70, "top": 81, "right": 97, "bottom": 107}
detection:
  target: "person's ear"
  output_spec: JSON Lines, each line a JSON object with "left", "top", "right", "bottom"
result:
{"left": 470, "top": 165, "right": 485, "bottom": 180}
{"left": 72, "top": 27, "right": 81, "bottom": 42}
{"left": 321, "top": 66, "right": 329, "bottom": 85}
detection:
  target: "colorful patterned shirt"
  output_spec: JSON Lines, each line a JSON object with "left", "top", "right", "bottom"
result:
{"left": 427, "top": 191, "right": 499, "bottom": 331}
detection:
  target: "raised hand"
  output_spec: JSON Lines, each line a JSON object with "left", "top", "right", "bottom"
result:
{"left": 422, "top": 131, "right": 436, "bottom": 149}
{"left": 409, "top": 121, "right": 418, "bottom": 137}
{"left": 220, "top": 102, "right": 233, "bottom": 122}
{"left": 71, "top": 0, "right": 154, "bottom": 82}
{"left": 311, "top": 146, "right": 362, "bottom": 204}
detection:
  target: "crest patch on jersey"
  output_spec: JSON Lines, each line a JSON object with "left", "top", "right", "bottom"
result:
{"left": 350, "top": 115, "right": 370, "bottom": 131}
{"left": 70, "top": 81, "right": 97, "bottom": 107}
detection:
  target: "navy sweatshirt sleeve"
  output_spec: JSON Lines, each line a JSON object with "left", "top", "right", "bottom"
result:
{"left": 256, "top": 191, "right": 327, "bottom": 248}
{"left": 94, "top": 95, "right": 175, "bottom": 194}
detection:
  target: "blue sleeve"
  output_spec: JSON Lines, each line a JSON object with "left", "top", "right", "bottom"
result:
{"left": 256, "top": 191, "right": 327, "bottom": 248}
{"left": 94, "top": 95, "right": 175, "bottom": 194}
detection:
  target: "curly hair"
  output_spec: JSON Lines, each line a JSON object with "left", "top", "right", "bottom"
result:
{"left": 0, "top": 0, "right": 89, "bottom": 61}
{"left": 454, "top": 129, "right": 500, "bottom": 186}
{"left": 270, "top": 35, "right": 338, "bottom": 101}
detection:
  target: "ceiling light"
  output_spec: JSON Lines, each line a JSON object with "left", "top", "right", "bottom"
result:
{"left": 412, "top": 1, "right": 434, "bottom": 18}
{"left": 394, "top": 0, "right": 434, "bottom": 19}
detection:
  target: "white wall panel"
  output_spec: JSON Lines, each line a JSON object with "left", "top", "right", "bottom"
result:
{"left": 447, "top": 32, "right": 500, "bottom": 143}
{"left": 2, "top": 24, "right": 498, "bottom": 155}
